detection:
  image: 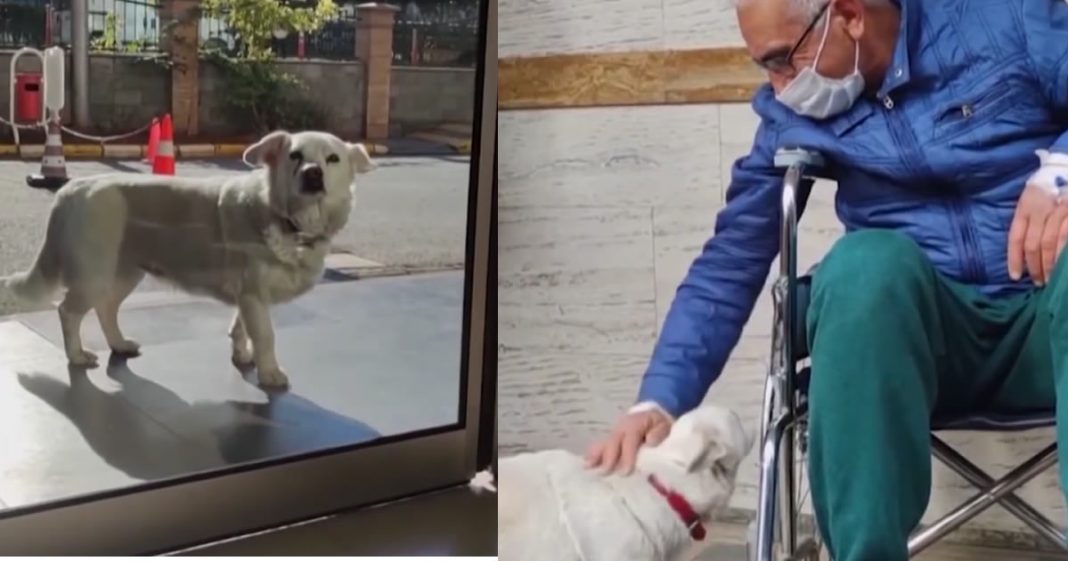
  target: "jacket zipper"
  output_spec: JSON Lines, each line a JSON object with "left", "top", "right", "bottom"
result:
{"left": 947, "top": 198, "right": 985, "bottom": 283}
{"left": 879, "top": 94, "right": 985, "bottom": 284}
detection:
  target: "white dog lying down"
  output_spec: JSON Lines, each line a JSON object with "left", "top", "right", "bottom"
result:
{"left": 1, "top": 130, "right": 375, "bottom": 387}
{"left": 498, "top": 405, "right": 754, "bottom": 561}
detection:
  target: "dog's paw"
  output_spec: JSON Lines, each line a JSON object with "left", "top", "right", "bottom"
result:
{"left": 110, "top": 339, "right": 141, "bottom": 356}
{"left": 231, "top": 345, "right": 254, "bottom": 367}
{"left": 258, "top": 367, "right": 290, "bottom": 388}
{"left": 68, "top": 349, "right": 99, "bottom": 368}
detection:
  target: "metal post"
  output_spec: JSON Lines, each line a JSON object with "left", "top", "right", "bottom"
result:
{"left": 44, "top": 4, "right": 54, "bottom": 46}
{"left": 71, "top": 0, "right": 90, "bottom": 128}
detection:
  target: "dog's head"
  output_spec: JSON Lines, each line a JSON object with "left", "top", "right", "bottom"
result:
{"left": 243, "top": 130, "right": 376, "bottom": 230}
{"left": 639, "top": 405, "right": 754, "bottom": 515}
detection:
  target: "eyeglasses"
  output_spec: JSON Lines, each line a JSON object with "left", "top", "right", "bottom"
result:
{"left": 758, "top": 1, "right": 831, "bottom": 75}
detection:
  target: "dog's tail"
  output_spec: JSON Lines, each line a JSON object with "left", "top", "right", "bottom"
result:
{"left": 2, "top": 213, "right": 61, "bottom": 303}
{"left": 2, "top": 268, "right": 57, "bottom": 302}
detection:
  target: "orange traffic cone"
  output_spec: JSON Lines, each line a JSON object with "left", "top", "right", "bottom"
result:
{"left": 152, "top": 114, "right": 175, "bottom": 175}
{"left": 27, "top": 114, "right": 69, "bottom": 190}
{"left": 144, "top": 117, "right": 160, "bottom": 164}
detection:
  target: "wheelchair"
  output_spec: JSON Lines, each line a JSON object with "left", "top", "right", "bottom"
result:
{"left": 746, "top": 148, "right": 1068, "bottom": 561}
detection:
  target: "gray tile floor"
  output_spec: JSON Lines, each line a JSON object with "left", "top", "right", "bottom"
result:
{"left": 176, "top": 486, "right": 1060, "bottom": 560}
{"left": 0, "top": 271, "right": 463, "bottom": 510}
{"left": 178, "top": 485, "right": 497, "bottom": 556}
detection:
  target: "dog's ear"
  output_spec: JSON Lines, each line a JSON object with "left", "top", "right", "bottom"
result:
{"left": 244, "top": 131, "right": 291, "bottom": 168}
{"left": 700, "top": 411, "right": 751, "bottom": 473}
{"left": 347, "top": 142, "right": 377, "bottom": 174}
{"left": 652, "top": 409, "right": 752, "bottom": 473}
{"left": 651, "top": 423, "right": 711, "bottom": 472}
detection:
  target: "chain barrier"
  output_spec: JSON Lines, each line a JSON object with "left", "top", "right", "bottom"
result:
{"left": 0, "top": 114, "right": 43, "bottom": 130}
{"left": 60, "top": 120, "right": 155, "bottom": 143}
{"left": 0, "top": 114, "right": 155, "bottom": 145}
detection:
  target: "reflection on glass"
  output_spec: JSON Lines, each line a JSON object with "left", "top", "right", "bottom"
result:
{"left": 0, "top": 0, "right": 481, "bottom": 512}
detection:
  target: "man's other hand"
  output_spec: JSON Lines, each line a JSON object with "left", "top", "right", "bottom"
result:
{"left": 1008, "top": 181, "right": 1068, "bottom": 286}
{"left": 584, "top": 408, "right": 672, "bottom": 475}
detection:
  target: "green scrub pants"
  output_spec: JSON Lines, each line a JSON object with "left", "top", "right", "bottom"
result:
{"left": 806, "top": 229, "right": 1067, "bottom": 560}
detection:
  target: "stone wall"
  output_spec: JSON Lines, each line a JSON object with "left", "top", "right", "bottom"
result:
{"left": 88, "top": 55, "right": 170, "bottom": 134}
{"left": 0, "top": 49, "right": 473, "bottom": 140}
{"left": 390, "top": 66, "right": 477, "bottom": 135}
{"left": 198, "top": 58, "right": 365, "bottom": 139}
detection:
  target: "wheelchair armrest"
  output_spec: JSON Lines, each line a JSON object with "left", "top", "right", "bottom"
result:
{"left": 775, "top": 147, "right": 827, "bottom": 223}
{"left": 772, "top": 148, "right": 826, "bottom": 374}
{"left": 773, "top": 148, "right": 825, "bottom": 170}
{"left": 776, "top": 148, "right": 825, "bottom": 269}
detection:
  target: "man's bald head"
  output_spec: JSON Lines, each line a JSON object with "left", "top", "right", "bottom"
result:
{"left": 735, "top": 0, "right": 899, "bottom": 95}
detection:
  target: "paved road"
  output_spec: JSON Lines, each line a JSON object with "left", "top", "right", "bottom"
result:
{"left": 0, "top": 156, "right": 472, "bottom": 316}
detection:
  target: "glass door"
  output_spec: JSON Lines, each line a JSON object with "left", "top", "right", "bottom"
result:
{"left": 0, "top": 0, "right": 494, "bottom": 553}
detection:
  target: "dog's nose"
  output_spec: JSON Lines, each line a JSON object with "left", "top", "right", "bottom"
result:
{"left": 302, "top": 166, "right": 324, "bottom": 193}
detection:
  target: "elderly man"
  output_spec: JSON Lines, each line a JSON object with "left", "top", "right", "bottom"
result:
{"left": 586, "top": 0, "right": 1068, "bottom": 558}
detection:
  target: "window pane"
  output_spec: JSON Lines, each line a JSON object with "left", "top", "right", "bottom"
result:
{"left": 0, "top": 0, "right": 483, "bottom": 515}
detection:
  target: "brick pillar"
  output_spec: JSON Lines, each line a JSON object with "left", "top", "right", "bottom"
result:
{"left": 355, "top": 3, "right": 398, "bottom": 140}
{"left": 161, "top": 0, "right": 199, "bottom": 137}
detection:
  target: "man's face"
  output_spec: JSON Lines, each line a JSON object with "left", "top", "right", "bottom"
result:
{"left": 738, "top": 0, "right": 862, "bottom": 94}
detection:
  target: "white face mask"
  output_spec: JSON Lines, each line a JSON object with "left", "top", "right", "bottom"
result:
{"left": 776, "top": 12, "right": 865, "bottom": 120}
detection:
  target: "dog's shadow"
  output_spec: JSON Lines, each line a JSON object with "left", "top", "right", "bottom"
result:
{"left": 16, "top": 355, "right": 381, "bottom": 481}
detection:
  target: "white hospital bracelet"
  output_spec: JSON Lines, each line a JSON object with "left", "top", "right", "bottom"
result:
{"left": 628, "top": 401, "right": 675, "bottom": 421}
{"left": 1034, "top": 150, "right": 1068, "bottom": 197}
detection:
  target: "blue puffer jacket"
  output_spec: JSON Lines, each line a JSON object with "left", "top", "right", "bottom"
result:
{"left": 637, "top": 0, "right": 1068, "bottom": 418}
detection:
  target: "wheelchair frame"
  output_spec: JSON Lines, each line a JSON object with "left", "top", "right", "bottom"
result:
{"left": 750, "top": 148, "right": 1068, "bottom": 561}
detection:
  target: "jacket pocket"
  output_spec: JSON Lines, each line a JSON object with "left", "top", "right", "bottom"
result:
{"left": 932, "top": 81, "right": 1014, "bottom": 142}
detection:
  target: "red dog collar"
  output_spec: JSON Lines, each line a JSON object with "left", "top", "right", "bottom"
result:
{"left": 647, "top": 474, "right": 707, "bottom": 541}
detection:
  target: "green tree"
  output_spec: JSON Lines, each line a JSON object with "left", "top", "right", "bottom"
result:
{"left": 90, "top": 12, "right": 119, "bottom": 51}
{"left": 205, "top": 53, "right": 327, "bottom": 133}
{"left": 200, "top": 0, "right": 338, "bottom": 60}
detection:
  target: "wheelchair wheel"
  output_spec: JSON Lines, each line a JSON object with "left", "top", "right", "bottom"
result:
{"left": 784, "top": 416, "right": 824, "bottom": 561}
{"left": 747, "top": 414, "right": 826, "bottom": 561}
{"left": 787, "top": 538, "right": 822, "bottom": 561}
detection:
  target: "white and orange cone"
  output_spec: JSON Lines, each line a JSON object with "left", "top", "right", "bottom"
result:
{"left": 144, "top": 116, "right": 160, "bottom": 164}
{"left": 152, "top": 113, "right": 175, "bottom": 175}
{"left": 26, "top": 114, "right": 69, "bottom": 190}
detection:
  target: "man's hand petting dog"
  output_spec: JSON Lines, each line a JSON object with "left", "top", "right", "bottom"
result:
{"left": 499, "top": 405, "right": 752, "bottom": 561}
{"left": 585, "top": 407, "right": 673, "bottom": 475}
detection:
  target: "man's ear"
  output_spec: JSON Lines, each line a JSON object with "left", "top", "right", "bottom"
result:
{"left": 835, "top": 0, "right": 866, "bottom": 40}
{"left": 243, "top": 131, "right": 291, "bottom": 168}
{"left": 348, "top": 142, "right": 377, "bottom": 174}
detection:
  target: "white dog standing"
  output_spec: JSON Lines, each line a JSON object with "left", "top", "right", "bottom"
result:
{"left": 497, "top": 405, "right": 754, "bottom": 561}
{"left": 1, "top": 130, "right": 375, "bottom": 388}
